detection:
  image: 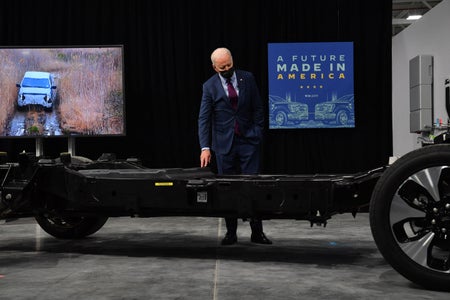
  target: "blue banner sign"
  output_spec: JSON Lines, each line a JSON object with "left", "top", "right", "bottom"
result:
{"left": 268, "top": 42, "right": 354, "bottom": 129}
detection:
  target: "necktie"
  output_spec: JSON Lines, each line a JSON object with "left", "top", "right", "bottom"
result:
{"left": 226, "top": 79, "right": 240, "bottom": 135}
{"left": 226, "top": 79, "right": 238, "bottom": 110}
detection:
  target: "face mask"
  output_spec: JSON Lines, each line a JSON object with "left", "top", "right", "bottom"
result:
{"left": 220, "top": 67, "right": 235, "bottom": 79}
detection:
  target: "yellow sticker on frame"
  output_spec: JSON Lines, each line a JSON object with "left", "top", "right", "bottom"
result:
{"left": 155, "top": 182, "right": 174, "bottom": 186}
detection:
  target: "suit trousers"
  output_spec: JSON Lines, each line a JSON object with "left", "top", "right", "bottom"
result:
{"left": 224, "top": 217, "right": 263, "bottom": 235}
{"left": 215, "top": 135, "right": 263, "bottom": 235}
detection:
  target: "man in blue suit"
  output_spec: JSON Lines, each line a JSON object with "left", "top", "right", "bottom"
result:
{"left": 198, "top": 47, "right": 272, "bottom": 245}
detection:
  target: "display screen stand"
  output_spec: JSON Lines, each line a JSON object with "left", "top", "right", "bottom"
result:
{"left": 34, "top": 137, "right": 76, "bottom": 157}
{"left": 35, "top": 138, "right": 44, "bottom": 157}
{"left": 67, "top": 137, "right": 76, "bottom": 156}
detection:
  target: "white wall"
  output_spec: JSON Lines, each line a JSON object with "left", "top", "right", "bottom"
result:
{"left": 392, "top": 0, "right": 450, "bottom": 157}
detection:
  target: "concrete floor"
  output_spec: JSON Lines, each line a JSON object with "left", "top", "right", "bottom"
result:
{"left": 0, "top": 213, "right": 449, "bottom": 300}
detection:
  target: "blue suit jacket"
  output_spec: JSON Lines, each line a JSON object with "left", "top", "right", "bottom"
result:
{"left": 198, "top": 70, "right": 264, "bottom": 155}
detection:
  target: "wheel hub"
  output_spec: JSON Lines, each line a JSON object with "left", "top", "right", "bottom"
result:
{"left": 427, "top": 200, "right": 450, "bottom": 242}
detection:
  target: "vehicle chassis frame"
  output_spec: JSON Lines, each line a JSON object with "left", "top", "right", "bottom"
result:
{"left": 0, "top": 152, "right": 381, "bottom": 224}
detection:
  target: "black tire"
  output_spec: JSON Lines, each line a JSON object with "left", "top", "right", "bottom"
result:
{"left": 17, "top": 104, "right": 25, "bottom": 112}
{"left": 370, "top": 144, "right": 450, "bottom": 291}
{"left": 35, "top": 214, "right": 108, "bottom": 239}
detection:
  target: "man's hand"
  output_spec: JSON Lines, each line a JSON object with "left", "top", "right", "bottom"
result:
{"left": 200, "top": 149, "right": 211, "bottom": 168}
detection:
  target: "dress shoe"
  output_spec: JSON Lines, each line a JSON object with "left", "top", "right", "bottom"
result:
{"left": 221, "top": 234, "right": 237, "bottom": 245}
{"left": 251, "top": 232, "right": 272, "bottom": 244}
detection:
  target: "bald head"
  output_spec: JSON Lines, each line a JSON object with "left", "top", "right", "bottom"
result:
{"left": 211, "top": 48, "right": 233, "bottom": 65}
{"left": 211, "top": 48, "right": 234, "bottom": 75}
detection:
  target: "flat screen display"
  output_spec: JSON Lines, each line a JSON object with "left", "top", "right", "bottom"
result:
{"left": 268, "top": 42, "right": 354, "bottom": 129}
{"left": 0, "top": 45, "right": 125, "bottom": 137}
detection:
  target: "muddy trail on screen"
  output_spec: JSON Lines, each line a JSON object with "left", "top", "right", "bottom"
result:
{"left": 6, "top": 109, "right": 62, "bottom": 137}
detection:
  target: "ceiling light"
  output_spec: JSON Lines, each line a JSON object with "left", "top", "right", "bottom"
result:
{"left": 406, "top": 14, "right": 422, "bottom": 20}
